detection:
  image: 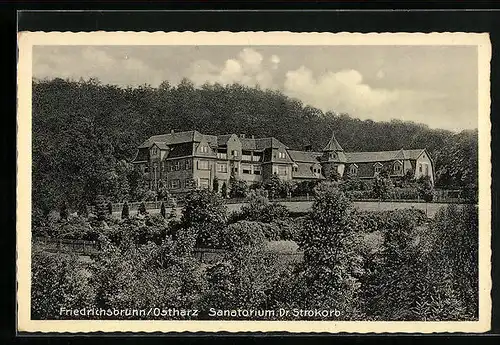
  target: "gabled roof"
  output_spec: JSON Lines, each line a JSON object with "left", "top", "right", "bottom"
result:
{"left": 217, "top": 134, "right": 233, "bottom": 146}
{"left": 346, "top": 149, "right": 425, "bottom": 163}
{"left": 255, "top": 137, "right": 288, "bottom": 150}
{"left": 288, "top": 150, "right": 321, "bottom": 163}
{"left": 139, "top": 130, "right": 217, "bottom": 149}
{"left": 152, "top": 141, "right": 168, "bottom": 150}
{"left": 323, "top": 132, "right": 344, "bottom": 152}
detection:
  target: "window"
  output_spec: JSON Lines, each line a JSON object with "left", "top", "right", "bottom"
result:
{"left": 199, "top": 178, "right": 210, "bottom": 189}
{"left": 393, "top": 162, "right": 401, "bottom": 173}
{"left": 217, "top": 163, "right": 228, "bottom": 173}
{"left": 232, "top": 166, "right": 239, "bottom": 173}
{"left": 278, "top": 166, "right": 287, "bottom": 175}
{"left": 419, "top": 164, "right": 422, "bottom": 173}
{"left": 374, "top": 164, "right": 382, "bottom": 175}
{"left": 349, "top": 165, "right": 358, "bottom": 175}
{"left": 217, "top": 151, "right": 227, "bottom": 159}
{"left": 200, "top": 145, "right": 209, "bottom": 153}
{"left": 252, "top": 153, "right": 262, "bottom": 162}
{"left": 253, "top": 166, "right": 261, "bottom": 175}
{"left": 242, "top": 164, "right": 251, "bottom": 174}
{"left": 278, "top": 152, "right": 286, "bottom": 159}
{"left": 185, "top": 160, "right": 192, "bottom": 170}
{"left": 273, "top": 166, "right": 278, "bottom": 175}
{"left": 144, "top": 165, "right": 149, "bottom": 173}
{"left": 170, "top": 179, "right": 180, "bottom": 189}
{"left": 231, "top": 150, "right": 238, "bottom": 157}
{"left": 174, "top": 161, "right": 181, "bottom": 171}
{"left": 151, "top": 147, "right": 158, "bottom": 155}
{"left": 198, "top": 160, "right": 209, "bottom": 170}
{"left": 292, "top": 166, "right": 298, "bottom": 173}
{"left": 424, "top": 164, "right": 429, "bottom": 175}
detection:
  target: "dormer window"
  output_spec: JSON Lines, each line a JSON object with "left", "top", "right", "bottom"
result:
{"left": 374, "top": 163, "right": 383, "bottom": 175}
{"left": 278, "top": 152, "right": 286, "bottom": 159}
{"left": 349, "top": 164, "right": 358, "bottom": 175}
{"left": 200, "top": 145, "right": 209, "bottom": 153}
{"left": 151, "top": 146, "right": 158, "bottom": 155}
{"left": 393, "top": 161, "right": 402, "bottom": 173}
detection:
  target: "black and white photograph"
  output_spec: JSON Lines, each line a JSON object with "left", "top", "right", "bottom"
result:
{"left": 16, "top": 31, "right": 491, "bottom": 333}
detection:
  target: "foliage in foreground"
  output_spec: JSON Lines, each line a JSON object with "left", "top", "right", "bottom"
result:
{"left": 31, "top": 186, "right": 478, "bottom": 321}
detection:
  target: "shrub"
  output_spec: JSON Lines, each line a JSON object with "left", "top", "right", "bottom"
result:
{"left": 360, "top": 204, "right": 478, "bottom": 321}
{"left": 262, "top": 175, "right": 282, "bottom": 199}
{"left": 121, "top": 201, "right": 129, "bottom": 219}
{"left": 181, "top": 189, "right": 227, "bottom": 248}
{"left": 138, "top": 201, "right": 147, "bottom": 215}
{"left": 221, "top": 182, "right": 228, "bottom": 198}
{"left": 31, "top": 247, "right": 95, "bottom": 319}
{"left": 229, "top": 176, "right": 248, "bottom": 198}
{"left": 235, "top": 190, "right": 290, "bottom": 224}
{"left": 417, "top": 176, "right": 434, "bottom": 202}
{"left": 160, "top": 201, "right": 166, "bottom": 218}
{"left": 371, "top": 174, "right": 393, "bottom": 200}
{"left": 218, "top": 221, "right": 266, "bottom": 251}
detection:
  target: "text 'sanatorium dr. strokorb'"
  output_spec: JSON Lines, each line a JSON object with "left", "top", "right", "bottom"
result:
{"left": 16, "top": 31, "right": 492, "bottom": 333}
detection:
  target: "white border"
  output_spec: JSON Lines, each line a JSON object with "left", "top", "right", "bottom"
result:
{"left": 17, "top": 31, "right": 492, "bottom": 333}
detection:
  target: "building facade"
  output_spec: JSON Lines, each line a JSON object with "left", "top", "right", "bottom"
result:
{"left": 132, "top": 130, "right": 434, "bottom": 193}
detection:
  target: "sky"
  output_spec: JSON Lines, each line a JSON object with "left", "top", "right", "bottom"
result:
{"left": 32, "top": 45, "right": 478, "bottom": 131}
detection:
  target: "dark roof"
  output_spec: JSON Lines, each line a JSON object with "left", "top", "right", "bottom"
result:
{"left": 152, "top": 141, "right": 168, "bottom": 150}
{"left": 139, "top": 130, "right": 217, "bottom": 149}
{"left": 240, "top": 138, "right": 257, "bottom": 150}
{"left": 133, "top": 147, "right": 149, "bottom": 162}
{"left": 167, "top": 142, "right": 194, "bottom": 158}
{"left": 288, "top": 150, "right": 320, "bottom": 163}
{"left": 323, "top": 132, "right": 344, "bottom": 152}
{"left": 346, "top": 149, "right": 425, "bottom": 163}
{"left": 217, "top": 134, "right": 233, "bottom": 146}
{"left": 255, "top": 137, "right": 288, "bottom": 149}
{"left": 292, "top": 161, "right": 324, "bottom": 179}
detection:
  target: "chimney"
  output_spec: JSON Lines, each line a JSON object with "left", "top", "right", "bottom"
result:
{"left": 304, "top": 144, "right": 313, "bottom": 152}
{"left": 170, "top": 129, "right": 175, "bottom": 134}
{"left": 239, "top": 133, "right": 246, "bottom": 138}
{"left": 251, "top": 135, "right": 255, "bottom": 139}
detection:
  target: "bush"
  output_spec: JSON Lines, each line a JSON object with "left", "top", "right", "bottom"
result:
{"left": 121, "top": 201, "right": 129, "bottom": 219}
{"left": 353, "top": 209, "right": 427, "bottom": 233}
{"left": 360, "top": 204, "right": 478, "bottom": 321}
{"left": 31, "top": 247, "right": 95, "bottom": 319}
{"left": 181, "top": 189, "right": 226, "bottom": 228}
{"left": 218, "top": 221, "right": 266, "bottom": 251}
{"left": 371, "top": 174, "right": 393, "bottom": 200}
{"left": 229, "top": 176, "right": 248, "bottom": 198}
{"left": 235, "top": 190, "right": 289, "bottom": 224}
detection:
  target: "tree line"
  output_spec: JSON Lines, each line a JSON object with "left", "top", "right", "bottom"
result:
{"left": 32, "top": 78, "right": 478, "bottom": 214}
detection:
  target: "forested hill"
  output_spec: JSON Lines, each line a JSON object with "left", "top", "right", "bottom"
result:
{"left": 32, "top": 78, "right": 478, "bottom": 211}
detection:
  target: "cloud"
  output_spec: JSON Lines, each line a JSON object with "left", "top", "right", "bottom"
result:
{"left": 283, "top": 66, "right": 448, "bottom": 124}
{"left": 284, "top": 66, "right": 400, "bottom": 115}
{"left": 270, "top": 54, "right": 280, "bottom": 68}
{"left": 188, "top": 48, "right": 275, "bottom": 89}
{"left": 33, "top": 47, "right": 162, "bottom": 86}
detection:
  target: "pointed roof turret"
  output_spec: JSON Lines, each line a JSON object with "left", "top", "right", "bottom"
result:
{"left": 323, "top": 131, "right": 344, "bottom": 152}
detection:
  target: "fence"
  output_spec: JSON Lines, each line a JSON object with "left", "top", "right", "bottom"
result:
{"left": 33, "top": 237, "right": 100, "bottom": 256}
